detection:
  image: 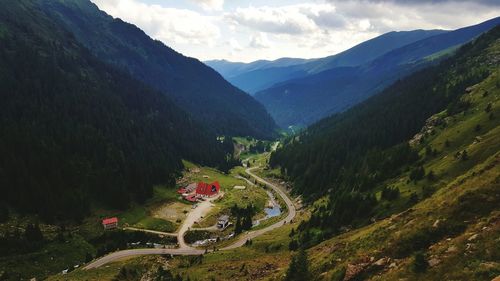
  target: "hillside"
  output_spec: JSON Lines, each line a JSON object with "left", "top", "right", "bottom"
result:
{"left": 304, "top": 51, "right": 500, "bottom": 281}
{"left": 39, "top": 0, "right": 277, "bottom": 139}
{"left": 266, "top": 24, "right": 500, "bottom": 277}
{"left": 255, "top": 17, "right": 500, "bottom": 128}
{"left": 0, "top": 0, "right": 228, "bottom": 220}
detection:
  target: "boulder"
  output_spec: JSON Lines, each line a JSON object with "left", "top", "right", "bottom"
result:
{"left": 433, "top": 219, "right": 440, "bottom": 228}
{"left": 374, "top": 257, "right": 389, "bottom": 267}
{"left": 428, "top": 258, "right": 441, "bottom": 267}
{"left": 446, "top": 245, "right": 458, "bottom": 253}
{"left": 468, "top": 234, "right": 479, "bottom": 241}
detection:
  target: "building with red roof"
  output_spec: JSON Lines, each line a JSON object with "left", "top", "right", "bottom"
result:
{"left": 178, "top": 183, "right": 197, "bottom": 194}
{"left": 196, "top": 181, "right": 220, "bottom": 197}
{"left": 102, "top": 217, "right": 118, "bottom": 230}
{"left": 185, "top": 194, "right": 198, "bottom": 202}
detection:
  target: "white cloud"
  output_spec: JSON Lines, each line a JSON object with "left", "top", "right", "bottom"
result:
{"left": 226, "top": 6, "right": 316, "bottom": 35}
{"left": 228, "top": 38, "right": 244, "bottom": 51}
{"left": 249, "top": 33, "right": 271, "bottom": 49}
{"left": 91, "top": 0, "right": 220, "bottom": 48}
{"left": 190, "top": 0, "right": 224, "bottom": 11}
{"left": 329, "top": 0, "right": 500, "bottom": 32}
{"left": 91, "top": 0, "right": 500, "bottom": 62}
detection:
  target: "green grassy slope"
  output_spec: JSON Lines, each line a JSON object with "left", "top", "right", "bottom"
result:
{"left": 304, "top": 59, "right": 500, "bottom": 280}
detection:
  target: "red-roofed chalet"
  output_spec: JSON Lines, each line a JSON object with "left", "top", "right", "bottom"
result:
{"left": 196, "top": 181, "right": 220, "bottom": 197}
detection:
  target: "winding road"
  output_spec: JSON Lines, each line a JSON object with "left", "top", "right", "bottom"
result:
{"left": 84, "top": 166, "right": 296, "bottom": 269}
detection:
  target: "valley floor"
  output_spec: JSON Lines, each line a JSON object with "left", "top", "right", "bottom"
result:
{"left": 81, "top": 165, "right": 297, "bottom": 270}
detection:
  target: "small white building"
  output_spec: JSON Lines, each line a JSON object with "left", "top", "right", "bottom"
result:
{"left": 217, "top": 215, "right": 230, "bottom": 229}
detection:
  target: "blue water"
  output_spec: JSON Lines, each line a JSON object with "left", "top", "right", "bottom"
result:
{"left": 264, "top": 206, "right": 281, "bottom": 218}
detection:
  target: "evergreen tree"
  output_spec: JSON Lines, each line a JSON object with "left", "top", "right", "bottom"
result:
{"left": 234, "top": 217, "right": 242, "bottom": 234}
{"left": 242, "top": 214, "right": 253, "bottom": 231}
{"left": 284, "top": 248, "right": 310, "bottom": 281}
{"left": 288, "top": 240, "right": 299, "bottom": 251}
{"left": 0, "top": 205, "right": 8, "bottom": 223}
{"left": 412, "top": 251, "right": 429, "bottom": 273}
{"left": 410, "top": 166, "right": 425, "bottom": 182}
{"left": 24, "top": 224, "right": 43, "bottom": 242}
{"left": 461, "top": 150, "right": 469, "bottom": 161}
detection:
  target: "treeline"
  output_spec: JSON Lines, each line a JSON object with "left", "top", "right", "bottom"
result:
{"left": 0, "top": 1, "right": 229, "bottom": 221}
{"left": 0, "top": 223, "right": 45, "bottom": 256}
{"left": 272, "top": 25, "right": 500, "bottom": 246}
{"left": 248, "top": 140, "right": 271, "bottom": 154}
{"left": 231, "top": 204, "right": 256, "bottom": 234}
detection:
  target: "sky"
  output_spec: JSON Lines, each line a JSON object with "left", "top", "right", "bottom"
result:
{"left": 91, "top": 0, "right": 500, "bottom": 62}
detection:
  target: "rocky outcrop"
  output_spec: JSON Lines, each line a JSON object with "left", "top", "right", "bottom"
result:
{"left": 409, "top": 115, "right": 446, "bottom": 146}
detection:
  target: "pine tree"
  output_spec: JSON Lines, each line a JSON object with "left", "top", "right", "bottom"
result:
{"left": 0, "top": 205, "right": 8, "bottom": 223}
{"left": 25, "top": 223, "right": 43, "bottom": 242}
{"left": 242, "top": 214, "right": 253, "bottom": 231}
{"left": 412, "top": 251, "right": 429, "bottom": 273}
{"left": 284, "top": 248, "right": 310, "bottom": 281}
{"left": 234, "top": 216, "right": 242, "bottom": 234}
{"left": 461, "top": 150, "right": 469, "bottom": 161}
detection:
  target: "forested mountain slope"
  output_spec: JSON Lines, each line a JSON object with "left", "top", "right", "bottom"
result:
{"left": 270, "top": 24, "right": 500, "bottom": 249}
{"left": 0, "top": 0, "right": 228, "bottom": 220}
{"left": 39, "top": 0, "right": 277, "bottom": 139}
{"left": 256, "top": 17, "right": 500, "bottom": 128}
{"left": 207, "top": 30, "right": 445, "bottom": 95}
{"left": 304, "top": 58, "right": 500, "bottom": 281}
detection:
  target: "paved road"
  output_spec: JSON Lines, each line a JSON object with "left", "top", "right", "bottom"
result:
{"left": 176, "top": 194, "right": 220, "bottom": 250}
{"left": 84, "top": 248, "right": 205, "bottom": 269}
{"left": 123, "top": 227, "right": 177, "bottom": 237}
{"left": 221, "top": 167, "right": 296, "bottom": 250}
{"left": 84, "top": 166, "right": 295, "bottom": 269}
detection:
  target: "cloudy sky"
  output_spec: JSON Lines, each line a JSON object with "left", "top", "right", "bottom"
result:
{"left": 91, "top": 0, "right": 500, "bottom": 62}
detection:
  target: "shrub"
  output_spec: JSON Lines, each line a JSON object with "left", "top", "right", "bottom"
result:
{"left": 381, "top": 187, "right": 400, "bottom": 201}
{"left": 412, "top": 251, "right": 428, "bottom": 273}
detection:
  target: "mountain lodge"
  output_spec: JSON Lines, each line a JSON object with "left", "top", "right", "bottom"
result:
{"left": 196, "top": 181, "right": 220, "bottom": 197}
{"left": 102, "top": 217, "right": 118, "bottom": 230}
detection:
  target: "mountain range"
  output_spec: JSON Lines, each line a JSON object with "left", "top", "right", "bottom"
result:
{"left": 208, "top": 18, "right": 500, "bottom": 129}
{"left": 206, "top": 29, "right": 446, "bottom": 94}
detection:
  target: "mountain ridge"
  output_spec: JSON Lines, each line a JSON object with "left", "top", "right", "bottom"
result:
{"left": 206, "top": 29, "right": 447, "bottom": 94}
{"left": 41, "top": 0, "right": 277, "bottom": 139}
{"left": 0, "top": 0, "right": 230, "bottom": 220}
{"left": 255, "top": 17, "right": 500, "bottom": 128}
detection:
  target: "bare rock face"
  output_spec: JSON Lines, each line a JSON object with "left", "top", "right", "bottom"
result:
{"left": 409, "top": 115, "right": 445, "bottom": 146}
{"left": 491, "top": 275, "right": 500, "bottom": 281}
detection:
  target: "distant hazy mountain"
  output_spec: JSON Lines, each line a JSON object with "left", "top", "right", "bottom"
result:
{"left": 206, "top": 30, "right": 446, "bottom": 94}
{"left": 205, "top": 57, "right": 312, "bottom": 78}
{"left": 42, "top": 0, "right": 277, "bottom": 139}
{"left": 254, "top": 17, "right": 500, "bottom": 128}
